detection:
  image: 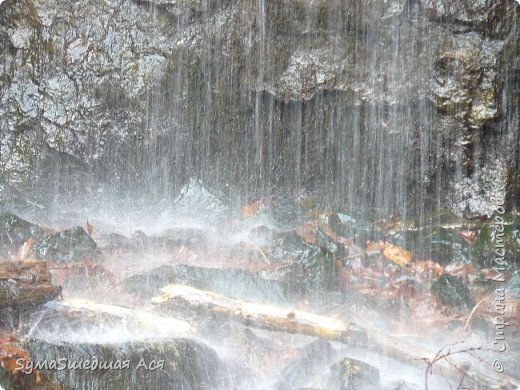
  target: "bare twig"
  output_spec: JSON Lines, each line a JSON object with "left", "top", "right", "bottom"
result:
{"left": 424, "top": 342, "right": 484, "bottom": 390}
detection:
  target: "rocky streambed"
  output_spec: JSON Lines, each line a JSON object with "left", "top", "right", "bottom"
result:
{"left": 0, "top": 182, "right": 519, "bottom": 389}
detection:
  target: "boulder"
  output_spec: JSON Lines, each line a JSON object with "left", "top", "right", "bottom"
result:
{"left": 17, "top": 338, "right": 228, "bottom": 390}
{"left": 0, "top": 260, "right": 61, "bottom": 316}
{"left": 276, "top": 339, "right": 338, "bottom": 389}
{"left": 34, "top": 226, "right": 98, "bottom": 263}
{"left": 0, "top": 212, "right": 45, "bottom": 256}
{"left": 124, "top": 264, "right": 287, "bottom": 303}
{"left": 327, "top": 358, "right": 380, "bottom": 390}
{"left": 281, "top": 245, "right": 339, "bottom": 294}
{"left": 430, "top": 274, "right": 474, "bottom": 312}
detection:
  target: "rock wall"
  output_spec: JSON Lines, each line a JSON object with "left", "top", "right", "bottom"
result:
{"left": 0, "top": 0, "right": 518, "bottom": 217}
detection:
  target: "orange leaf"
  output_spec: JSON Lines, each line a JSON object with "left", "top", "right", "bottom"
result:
{"left": 381, "top": 243, "right": 412, "bottom": 267}
{"left": 411, "top": 260, "right": 444, "bottom": 277}
{"left": 366, "top": 241, "right": 385, "bottom": 252}
{"left": 0, "top": 339, "right": 30, "bottom": 376}
{"left": 1, "top": 357, "right": 18, "bottom": 372}
{"left": 241, "top": 199, "right": 264, "bottom": 217}
{"left": 86, "top": 220, "right": 93, "bottom": 235}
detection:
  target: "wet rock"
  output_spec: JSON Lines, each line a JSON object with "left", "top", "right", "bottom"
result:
{"left": 384, "top": 380, "right": 421, "bottom": 390}
{"left": 268, "top": 197, "right": 306, "bottom": 229}
{"left": 268, "top": 46, "right": 350, "bottom": 102}
{"left": 51, "top": 262, "right": 116, "bottom": 296}
{"left": 328, "top": 213, "right": 343, "bottom": 229}
{"left": 267, "top": 229, "right": 340, "bottom": 293}
{"left": 0, "top": 212, "right": 45, "bottom": 256}
{"left": 474, "top": 215, "right": 520, "bottom": 267}
{"left": 124, "top": 264, "right": 287, "bottom": 303}
{"left": 0, "top": 197, "right": 47, "bottom": 220}
{"left": 149, "top": 228, "right": 207, "bottom": 249}
{"left": 97, "top": 232, "right": 139, "bottom": 254}
{"left": 21, "top": 338, "right": 228, "bottom": 390}
{"left": 34, "top": 226, "right": 97, "bottom": 263}
{"left": 99, "top": 228, "right": 206, "bottom": 254}
{"left": 450, "top": 156, "right": 509, "bottom": 218}
{"left": 394, "top": 211, "right": 520, "bottom": 267}
{"left": 271, "top": 231, "right": 309, "bottom": 256}
{"left": 421, "top": 0, "right": 515, "bottom": 37}
{"left": 327, "top": 357, "right": 380, "bottom": 390}
{"left": 124, "top": 265, "right": 175, "bottom": 298}
{"left": 276, "top": 339, "right": 338, "bottom": 390}
{"left": 174, "top": 178, "right": 229, "bottom": 215}
{"left": 392, "top": 227, "right": 471, "bottom": 265}
{"left": 315, "top": 228, "right": 346, "bottom": 257}
{"left": 2, "top": 297, "right": 219, "bottom": 389}
{"left": 282, "top": 245, "right": 339, "bottom": 294}
{"left": 430, "top": 274, "right": 474, "bottom": 312}
{"left": 431, "top": 32, "right": 503, "bottom": 124}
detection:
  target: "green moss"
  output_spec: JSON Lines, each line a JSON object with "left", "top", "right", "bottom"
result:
{"left": 469, "top": 75, "right": 497, "bottom": 123}
{"left": 4, "top": 0, "right": 41, "bottom": 29}
{"left": 431, "top": 274, "right": 474, "bottom": 311}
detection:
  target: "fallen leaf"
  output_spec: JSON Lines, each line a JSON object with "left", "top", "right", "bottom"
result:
{"left": 381, "top": 242, "right": 412, "bottom": 267}
{"left": 241, "top": 198, "right": 267, "bottom": 217}
{"left": 86, "top": 220, "right": 93, "bottom": 235}
{"left": 411, "top": 260, "right": 444, "bottom": 280}
{"left": 0, "top": 339, "right": 30, "bottom": 375}
{"left": 365, "top": 241, "right": 412, "bottom": 267}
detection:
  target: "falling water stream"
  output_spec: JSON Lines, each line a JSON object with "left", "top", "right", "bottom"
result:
{"left": 112, "top": 0, "right": 441, "bottom": 216}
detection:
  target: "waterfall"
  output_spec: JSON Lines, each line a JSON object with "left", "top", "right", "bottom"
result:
{"left": 1, "top": 0, "right": 517, "bottom": 218}
{"left": 140, "top": 0, "right": 436, "bottom": 216}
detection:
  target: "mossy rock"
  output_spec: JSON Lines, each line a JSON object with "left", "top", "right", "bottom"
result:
{"left": 392, "top": 227, "right": 471, "bottom": 265}
{"left": 283, "top": 245, "right": 339, "bottom": 294}
{"left": 21, "top": 338, "right": 227, "bottom": 390}
{"left": 431, "top": 274, "right": 474, "bottom": 312}
{"left": 124, "top": 264, "right": 287, "bottom": 303}
{"left": 327, "top": 357, "right": 380, "bottom": 390}
{"left": 0, "top": 211, "right": 45, "bottom": 254}
{"left": 34, "top": 226, "right": 97, "bottom": 263}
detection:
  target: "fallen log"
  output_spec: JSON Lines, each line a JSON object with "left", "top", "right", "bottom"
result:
{"left": 152, "top": 283, "right": 367, "bottom": 345}
{"left": 152, "top": 284, "right": 520, "bottom": 390}
{"left": 0, "top": 260, "right": 61, "bottom": 310}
